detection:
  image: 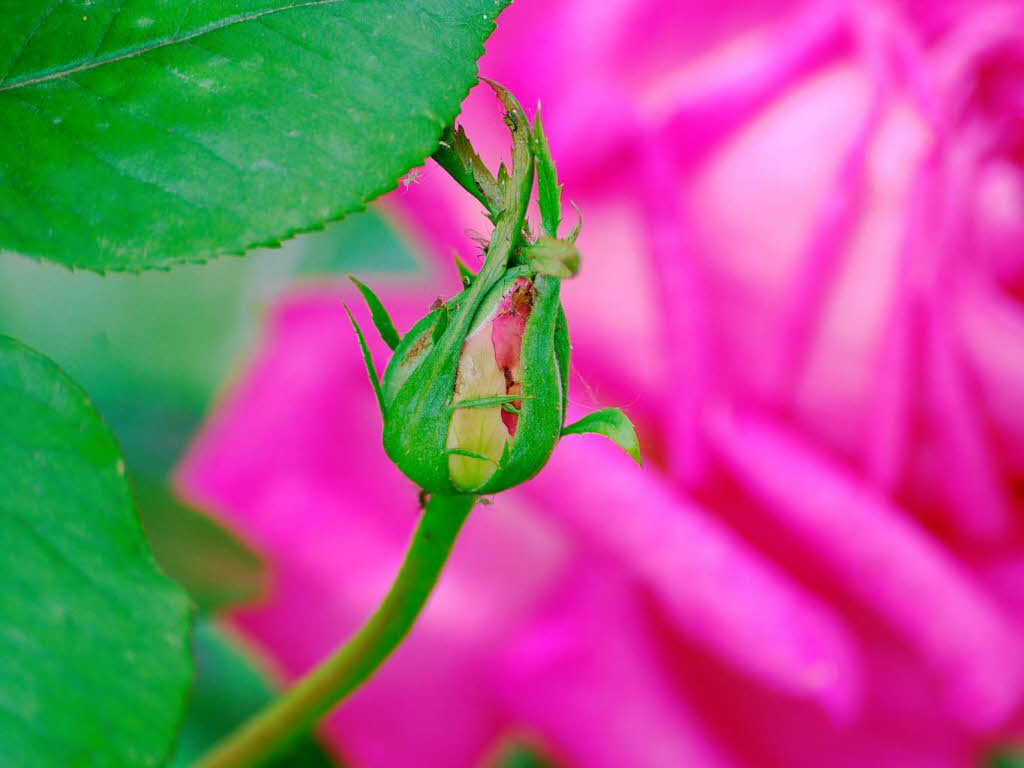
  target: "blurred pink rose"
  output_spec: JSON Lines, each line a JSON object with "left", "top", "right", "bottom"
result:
{"left": 179, "top": 1, "right": 1024, "bottom": 765}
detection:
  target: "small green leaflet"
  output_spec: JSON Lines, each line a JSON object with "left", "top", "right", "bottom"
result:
{"left": 561, "top": 407, "right": 642, "bottom": 465}
{"left": 0, "top": 0, "right": 509, "bottom": 271}
{"left": 0, "top": 336, "right": 192, "bottom": 768}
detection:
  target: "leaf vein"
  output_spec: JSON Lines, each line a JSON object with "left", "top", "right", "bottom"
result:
{"left": 0, "top": 0, "right": 349, "bottom": 91}
{"left": 0, "top": 0, "right": 64, "bottom": 85}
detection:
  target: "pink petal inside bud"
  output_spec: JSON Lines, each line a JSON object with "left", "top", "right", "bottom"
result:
{"left": 492, "top": 278, "right": 534, "bottom": 435}
{"left": 447, "top": 278, "right": 535, "bottom": 491}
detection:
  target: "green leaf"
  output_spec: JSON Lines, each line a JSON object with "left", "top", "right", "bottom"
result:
{"left": 561, "top": 407, "right": 642, "bottom": 465}
{"left": 0, "top": 335, "right": 192, "bottom": 768}
{"left": 343, "top": 302, "right": 385, "bottom": 418}
{"left": 134, "top": 474, "right": 267, "bottom": 615}
{"left": 348, "top": 276, "right": 400, "bottom": 351}
{"left": 170, "top": 622, "right": 336, "bottom": 767}
{"left": 532, "top": 107, "right": 562, "bottom": 238}
{"left": 0, "top": 0, "right": 508, "bottom": 271}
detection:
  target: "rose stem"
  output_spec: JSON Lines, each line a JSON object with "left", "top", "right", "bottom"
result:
{"left": 192, "top": 492, "right": 476, "bottom": 768}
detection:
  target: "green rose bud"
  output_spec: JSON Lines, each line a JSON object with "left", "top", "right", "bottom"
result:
{"left": 345, "top": 81, "right": 640, "bottom": 499}
{"left": 378, "top": 267, "right": 569, "bottom": 494}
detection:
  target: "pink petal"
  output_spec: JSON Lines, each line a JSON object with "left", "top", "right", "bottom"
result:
{"left": 637, "top": 141, "right": 711, "bottom": 487}
{"left": 518, "top": 431, "right": 862, "bottom": 720}
{"left": 706, "top": 405, "right": 1023, "bottom": 729}
{"left": 958, "top": 280, "right": 1024, "bottom": 476}
{"left": 496, "top": 560, "right": 735, "bottom": 768}
{"left": 674, "top": 616, "right": 983, "bottom": 768}
{"left": 769, "top": 86, "right": 884, "bottom": 405}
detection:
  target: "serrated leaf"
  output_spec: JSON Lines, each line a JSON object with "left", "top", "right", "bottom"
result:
{"left": 0, "top": 335, "right": 192, "bottom": 768}
{"left": 169, "top": 622, "right": 336, "bottom": 767}
{"left": 0, "top": 0, "right": 508, "bottom": 271}
{"left": 561, "top": 407, "right": 642, "bottom": 465}
{"left": 134, "top": 474, "right": 267, "bottom": 615}
{"left": 349, "top": 276, "right": 400, "bottom": 351}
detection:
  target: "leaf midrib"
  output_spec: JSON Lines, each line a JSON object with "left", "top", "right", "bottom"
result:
{"left": 0, "top": 0, "right": 347, "bottom": 92}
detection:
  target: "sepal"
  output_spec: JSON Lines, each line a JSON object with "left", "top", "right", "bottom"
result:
{"left": 349, "top": 276, "right": 401, "bottom": 350}
{"left": 562, "top": 407, "right": 642, "bottom": 465}
{"left": 532, "top": 106, "right": 562, "bottom": 238}
{"left": 343, "top": 302, "right": 386, "bottom": 419}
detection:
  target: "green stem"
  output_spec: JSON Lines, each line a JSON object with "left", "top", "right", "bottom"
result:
{"left": 192, "top": 493, "right": 476, "bottom": 768}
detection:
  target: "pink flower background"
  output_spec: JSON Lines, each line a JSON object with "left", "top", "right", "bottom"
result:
{"left": 178, "top": 1, "right": 1024, "bottom": 765}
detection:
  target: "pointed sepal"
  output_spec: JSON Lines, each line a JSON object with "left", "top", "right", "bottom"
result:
{"left": 343, "top": 302, "right": 386, "bottom": 419}
{"left": 481, "top": 77, "right": 534, "bottom": 227}
{"left": 567, "top": 201, "right": 583, "bottom": 244}
{"left": 348, "top": 276, "right": 401, "bottom": 351}
{"left": 432, "top": 124, "right": 502, "bottom": 217}
{"left": 532, "top": 105, "right": 562, "bottom": 238}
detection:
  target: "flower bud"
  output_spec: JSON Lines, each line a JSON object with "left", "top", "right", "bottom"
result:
{"left": 346, "top": 81, "right": 638, "bottom": 499}
{"left": 380, "top": 267, "right": 568, "bottom": 494}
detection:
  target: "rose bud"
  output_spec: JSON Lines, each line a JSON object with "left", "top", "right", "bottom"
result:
{"left": 345, "top": 81, "right": 639, "bottom": 499}
{"left": 376, "top": 267, "right": 568, "bottom": 494}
